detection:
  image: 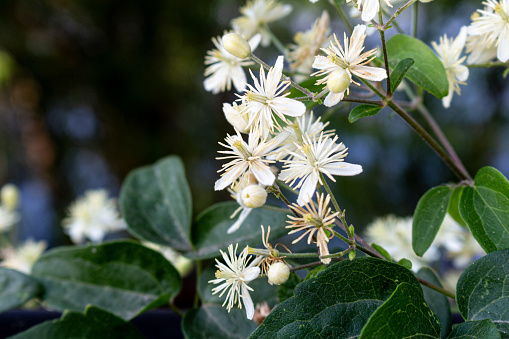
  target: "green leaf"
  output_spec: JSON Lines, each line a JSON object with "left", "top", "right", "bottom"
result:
{"left": 359, "top": 282, "right": 441, "bottom": 338}
{"left": 456, "top": 249, "right": 509, "bottom": 338}
{"left": 120, "top": 155, "right": 193, "bottom": 251}
{"left": 348, "top": 104, "right": 382, "bottom": 123}
{"left": 199, "top": 265, "right": 279, "bottom": 308}
{"left": 417, "top": 268, "right": 452, "bottom": 338}
{"left": 0, "top": 268, "right": 40, "bottom": 312}
{"left": 386, "top": 34, "right": 449, "bottom": 99}
{"left": 448, "top": 186, "right": 467, "bottom": 227}
{"left": 186, "top": 202, "right": 289, "bottom": 260}
{"left": 397, "top": 258, "right": 413, "bottom": 270}
{"left": 304, "top": 265, "right": 327, "bottom": 281}
{"left": 390, "top": 58, "right": 415, "bottom": 94}
{"left": 250, "top": 257, "right": 421, "bottom": 338}
{"left": 371, "top": 243, "right": 392, "bottom": 261}
{"left": 182, "top": 305, "right": 257, "bottom": 339}
{"left": 413, "top": 185, "right": 453, "bottom": 257}
{"left": 460, "top": 167, "right": 509, "bottom": 253}
{"left": 447, "top": 320, "right": 501, "bottom": 339}
{"left": 277, "top": 272, "right": 300, "bottom": 303}
{"left": 10, "top": 306, "right": 144, "bottom": 339}
{"left": 31, "top": 241, "right": 181, "bottom": 320}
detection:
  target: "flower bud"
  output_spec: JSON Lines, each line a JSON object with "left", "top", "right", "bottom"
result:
{"left": 267, "top": 262, "right": 290, "bottom": 285}
{"left": 223, "top": 103, "right": 250, "bottom": 133}
{"left": 1, "top": 184, "right": 19, "bottom": 211}
{"left": 327, "top": 68, "right": 350, "bottom": 93}
{"left": 419, "top": 0, "right": 433, "bottom": 2}
{"left": 222, "top": 33, "right": 251, "bottom": 59}
{"left": 241, "top": 185, "right": 267, "bottom": 208}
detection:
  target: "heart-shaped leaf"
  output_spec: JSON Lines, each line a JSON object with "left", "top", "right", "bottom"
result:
{"left": 446, "top": 320, "right": 500, "bottom": 339}
{"left": 348, "top": 104, "right": 382, "bottom": 123}
{"left": 0, "top": 268, "right": 40, "bottom": 312}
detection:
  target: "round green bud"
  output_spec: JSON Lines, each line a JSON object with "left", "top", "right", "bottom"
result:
{"left": 222, "top": 33, "right": 251, "bottom": 59}
{"left": 327, "top": 68, "right": 351, "bottom": 93}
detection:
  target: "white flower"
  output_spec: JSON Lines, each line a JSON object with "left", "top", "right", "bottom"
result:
{"left": 347, "top": 0, "right": 392, "bottom": 22}
{"left": 269, "top": 111, "right": 334, "bottom": 161}
{"left": 267, "top": 262, "right": 290, "bottom": 285}
{"left": 432, "top": 26, "right": 469, "bottom": 108}
{"left": 312, "top": 25, "right": 387, "bottom": 107}
{"left": 466, "top": 33, "right": 497, "bottom": 64}
{"left": 1, "top": 239, "right": 47, "bottom": 274}
{"left": 226, "top": 174, "right": 265, "bottom": 234}
{"left": 209, "top": 244, "right": 261, "bottom": 319}
{"left": 365, "top": 215, "right": 440, "bottom": 271}
{"left": 239, "top": 56, "right": 306, "bottom": 136}
{"left": 468, "top": 0, "right": 509, "bottom": 62}
{"left": 62, "top": 189, "right": 126, "bottom": 244}
{"left": 223, "top": 102, "right": 250, "bottom": 133}
{"left": 279, "top": 133, "right": 362, "bottom": 205}
{"left": 287, "top": 193, "right": 339, "bottom": 264}
{"left": 215, "top": 129, "right": 289, "bottom": 191}
{"left": 0, "top": 206, "right": 19, "bottom": 233}
{"left": 204, "top": 34, "right": 261, "bottom": 94}
{"left": 288, "top": 11, "right": 331, "bottom": 78}
{"left": 232, "top": 0, "right": 292, "bottom": 47}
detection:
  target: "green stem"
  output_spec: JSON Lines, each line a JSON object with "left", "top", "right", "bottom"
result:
{"left": 331, "top": 0, "right": 353, "bottom": 34}
{"left": 343, "top": 97, "right": 384, "bottom": 106}
{"left": 320, "top": 247, "right": 353, "bottom": 259}
{"left": 332, "top": 230, "right": 352, "bottom": 245}
{"left": 412, "top": 0, "right": 418, "bottom": 37}
{"left": 279, "top": 251, "right": 320, "bottom": 258}
{"left": 290, "top": 261, "right": 324, "bottom": 272}
{"left": 384, "top": 0, "right": 417, "bottom": 29}
{"left": 359, "top": 78, "right": 385, "bottom": 98}
{"left": 270, "top": 183, "right": 299, "bottom": 217}
{"left": 319, "top": 173, "right": 354, "bottom": 241}
{"left": 417, "top": 277, "right": 455, "bottom": 299}
{"left": 378, "top": 0, "right": 392, "bottom": 96}
{"left": 193, "top": 260, "right": 203, "bottom": 308}
{"left": 467, "top": 62, "right": 509, "bottom": 68}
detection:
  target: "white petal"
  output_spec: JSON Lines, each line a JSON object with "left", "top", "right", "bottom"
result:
{"left": 214, "top": 164, "right": 247, "bottom": 191}
{"left": 248, "top": 33, "right": 262, "bottom": 52}
{"left": 324, "top": 91, "right": 344, "bottom": 107}
{"left": 442, "top": 91, "right": 453, "bottom": 109}
{"left": 497, "top": 28, "right": 509, "bottom": 62}
{"left": 352, "top": 25, "right": 367, "bottom": 40}
{"left": 322, "top": 162, "right": 363, "bottom": 176}
{"left": 243, "top": 266, "right": 260, "bottom": 282}
{"left": 231, "top": 66, "right": 247, "bottom": 93}
{"left": 251, "top": 162, "right": 276, "bottom": 186}
{"left": 227, "top": 208, "right": 252, "bottom": 234}
{"left": 454, "top": 26, "right": 468, "bottom": 51}
{"left": 455, "top": 65, "right": 469, "bottom": 82}
{"left": 312, "top": 56, "right": 336, "bottom": 70}
{"left": 297, "top": 172, "right": 319, "bottom": 205}
{"left": 352, "top": 65, "right": 387, "bottom": 81}
{"left": 270, "top": 97, "right": 306, "bottom": 117}
{"left": 241, "top": 284, "right": 255, "bottom": 320}
{"left": 360, "top": 2, "right": 378, "bottom": 22}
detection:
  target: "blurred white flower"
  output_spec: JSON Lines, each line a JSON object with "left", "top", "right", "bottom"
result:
{"left": 1, "top": 184, "right": 20, "bottom": 211}
{"left": 465, "top": 33, "right": 497, "bottom": 64}
{"left": 232, "top": 0, "right": 292, "bottom": 47}
{"left": 347, "top": 0, "right": 392, "bottom": 22}
{"left": 214, "top": 129, "right": 289, "bottom": 191}
{"left": 209, "top": 244, "right": 262, "bottom": 319}
{"left": 239, "top": 56, "right": 306, "bottom": 136}
{"left": 62, "top": 189, "right": 126, "bottom": 244}
{"left": 279, "top": 133, "right": 362, "bottom": 205}
{"left": 1, "top": 239, "right": 47, "bottom": 274}
{"left": 468, "top": 0, "right": 509, "bottom": 62}
{"left": 288, "top": 11, "right": 331, "bottom": 79}
{"left": 0, "top": 206, "right": 19, "bottom": 233}
{"left": 312, "top": 25, "right": 387, "bottom": 107}
{"left": 432, "top": 27, "right": 469, "bottom": 108}
{"left": 204, "top": 34, "right": 261, "bottom": 94}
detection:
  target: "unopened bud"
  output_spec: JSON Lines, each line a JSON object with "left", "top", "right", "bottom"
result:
{"left": 241, "top": 185, "right": 267, "bottom": 208}
{"left": 327, "top": 68, "right": 350, "bottom": 93}
{"left": 419, "top": 0, "right": 433, "bottom": 2}
{"left": 174, "top": 255, "right": 194, "bottom": 277}
{"left": 349, "top": 249, "right": 356, "bottom": 261}
{"left": 267, "top": 262, "right": 290, "bottom": 285}
{"left": 222, "top": 33, "right": 251, "bottom": 59}
{"left": 223, "top": 103, "right": 250, "bottom": 133}
{"left": 348, "top": 225, "right": 355, "bottom": 236}
{"left": 1, "top": 184, "right": 19, "bottom": 210}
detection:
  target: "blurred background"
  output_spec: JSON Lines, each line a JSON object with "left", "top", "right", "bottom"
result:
{"left": 0, "top": 0, "right": 507, "bottom": 248}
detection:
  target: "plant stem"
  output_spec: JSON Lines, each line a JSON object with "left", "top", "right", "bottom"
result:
{"left": 270, "top": 183, "right": 299, "bottom": 217}
{"left": 343, "top": 97, "right": 384, "bottom": 106}
{"left": 290, "top": 261, "right": 324, "bottom": 272}
{"left": 331, "top": 0, "right": 353, "bottom": 34}
{"left": 467, "top": 62, "right": 509, "bottom": 68}
{"left": 169, "top": 302, "right": 183, "bottom": 317}
{"left": 320, "top": 247, "right": 353, "bottom": 259}
{"left": 319, "top": 173, "right": 354, "bottom": 241}
{"left": 279, "top": 251, "right": 320, "bottom": 258}
{"left": 384, "top": 0, "right": 417, "bottom": 29}
{"left": 417, "top": 277, "right": 455, "bottom": 299}
{"left": 412, "top": 0, "right": 418, "bottom": 37}
{"left": 193, "top": 260, "right": 202, "bottom": 308}
{"left": 377, "top": 1, "right": 392, "bottom": 96}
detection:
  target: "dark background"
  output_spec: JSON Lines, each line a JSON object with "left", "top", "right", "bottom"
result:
{"left": 0, "top": 0, "right": 507, "bottom": 247}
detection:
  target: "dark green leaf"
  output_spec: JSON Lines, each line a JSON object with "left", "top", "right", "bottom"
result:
{"left": 348, "top": 104, "right": 382, "bottom": 123}
{"left": 182, "top": 305, "right": 257, "bottom": 339}
{"left": 447, "top": 320, "right": 500, "bottom": 339}
{"left": 0, "top": 268, "right": 40, "bottom": 312}
{"left": 10, "top": 306, "right": 144, "bottom": 339}
{"left": 448, "top": 186, "right": 467, "bottom": 227}
{"left": 277, "top": 272, "right": 300, "bottom": 303}
{"left": 199, "top": 265, "right": 279, "bottom": 308}
{"left": 413, "top": 185, "right": 453, "bottom": 257}
{"left": 31, "top": 241, "right": 181, "bottom": 320}
{"left": 304, "top": 265, "right": 327, "bottom": 281}
{"left": 386, "top": 34, "right": 449, "bottom": 99}
{"left": 359, "top": 282, "right": 441, "bottom": 338}
{"left": 250, "top": 257, "right": 421, "bottom": 338}
{"left": 390, "top": 58, "right": 415, "bottom": 94}
{"left": 460, "top": 167, "right": 509, "bottom": 253}
{"left": 120, "top": 155, "right": 193, "bottom": 251}
{"left": 397, "top": 258, "right": 413, "bottom": 270}
{"left": 371, "top": 243, "right": 392, "bottom": 261}
{"left": 417, "top": 268, "right": 452, "bottom": 338}
{"left": 186, "top": 202, "right": 289, "bottom": 260}
{"left": 457, "top": 249, "right": 509, "bottom": 337}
